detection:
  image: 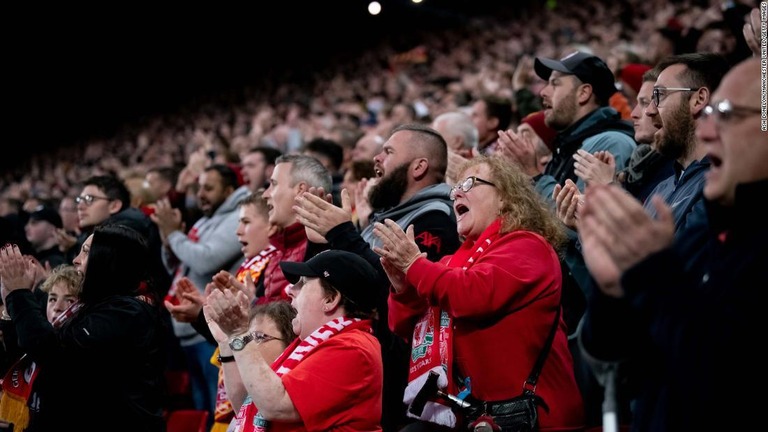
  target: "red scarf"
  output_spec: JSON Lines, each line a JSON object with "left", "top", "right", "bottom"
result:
{"left": 231, "top": 316, "right": 371, "bottom": 432}
{"left": 212, "top": 246, "right": 278, "bottom": 427}
{"left": 0, "top": 301, "right": 84, "bottom": 431}
{"left": 403, "top": 218, "right": 502, "bottom": 426}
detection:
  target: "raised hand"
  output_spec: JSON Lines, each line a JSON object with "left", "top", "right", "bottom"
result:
{"left": 743, "top": 8, "right": 761, "bottom": 57}
{"left": 446, "top": 151, "right": 469, "bottom": 185}
{"left": 203, "top": 281, "right": 228, "bottom": 343}
{"left": 0, "top": 245, "right": 37, "bottom": 293}
{"left": 211, "top": 270, "right": 258, "bottom": 304}
{"left": 512, "top": 54, "right": 535, "bottom": 92}
{"left": 379, "top": 256, "right": 409, "bottom": 294}
{"left": 573, "top": 149, "right": 615, "bottom": 187}
{"left": 553, "top": 179, "right": 582, "bottom": 230}
{"left": 54, "top": 228, "right": 77, "bottom": 253}
{"left": 150, "top": 198, "right": 184, "bottom": 241}
{"left": 294, "top": 186, "right": 352, "bottom": 242}
{"left": 164, "top": 277, "right": 204, "bottom": 322}
{"left": 579, "top": 185, "right": 675, "bottom": 297}
{"left": 372, "top": 220, "right": 425, "bottom": 273}
{"left": 496, "top": 129, "right": 540, "bottom": 176}
{"left": 354, "top": 178, "right": 376, "bottom": 229}
{"left": 204, "top": 289, "right": 251, "bottom": 338}
{"left": 27, "top": 255, "right": 52, "bottom": 287}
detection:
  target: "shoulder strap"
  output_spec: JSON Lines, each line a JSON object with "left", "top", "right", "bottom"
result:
{"left": 524, "top": 305, "right": 561, "bottom": 393}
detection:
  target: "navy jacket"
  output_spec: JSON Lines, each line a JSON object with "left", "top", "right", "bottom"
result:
{"left": 583, "top": 180, "right": 767, "bottom": 431}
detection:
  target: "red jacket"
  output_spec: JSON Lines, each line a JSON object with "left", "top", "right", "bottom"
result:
{"left": 389, "top": 228, "right": 585, "bottom": 431}
{"left": 257, "top": 222, "right": 308, "bottom": 304}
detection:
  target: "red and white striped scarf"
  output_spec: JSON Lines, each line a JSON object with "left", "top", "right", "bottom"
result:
{"left": 403, "top": 218, "right": 502, "bottom": 427}
{"left": 231, "top": 316, "right": 371, "bottom": 432}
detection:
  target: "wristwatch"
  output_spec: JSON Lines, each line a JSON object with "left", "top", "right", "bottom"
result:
{"left": 229, "top": 332, "right": 256, "bottom": 351}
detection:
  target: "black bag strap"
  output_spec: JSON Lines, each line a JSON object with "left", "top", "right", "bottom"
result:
{"left": 523, "top": 305, "right": 561, "bottom": 394}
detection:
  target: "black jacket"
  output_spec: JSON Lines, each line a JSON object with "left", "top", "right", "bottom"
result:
{"left": 581, "top": 180, "right": 767, "bottom": 431}
{"left": 6, "top": 291, "right": 167, "bottom": 432}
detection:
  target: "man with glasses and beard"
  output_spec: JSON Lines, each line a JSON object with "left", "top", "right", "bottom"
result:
{"left": 578, "top": 52, "right": 729, "bottom": 429}
{"left": 578, "top": 56, "right": 765, "bottom": 432}
{"left": 640, "top": 52, "right": 729, "bottom": 230}
{"left": 292, "top": 123, "right": 461, "bottom": 431}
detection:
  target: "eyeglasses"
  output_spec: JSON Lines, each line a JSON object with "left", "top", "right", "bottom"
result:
{"left": 702, "top": 99, "right": 762, "bottom": 124}
{"left": 75, "top": 194, "right": 111, "bottom": 206}
{"left": 252, "top": 331, "right": 285, "bottom": 343}
{"left": 450, "top": 176, "right": 497, "bottom": 200}
{"left": 652, "top": 87, "right": 699, "bottom": 107}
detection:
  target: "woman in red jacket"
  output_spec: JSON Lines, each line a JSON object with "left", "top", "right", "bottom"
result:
{"left": 374, "top": 156, "right": 585, "bottom": 431}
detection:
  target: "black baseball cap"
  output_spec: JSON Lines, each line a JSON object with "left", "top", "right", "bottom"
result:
{"left": 28, "top": 205, "right": 63, "bottom": 229}
{"left": 534, "top": 51, "right": 618, "bottom": 103}
{"left": 280, "top": 250, "right": 378, "bottom": 312}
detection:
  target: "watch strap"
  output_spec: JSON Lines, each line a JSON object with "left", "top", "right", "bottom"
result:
{"left": 218, "top": 354, "right": 236, "bottom": 364}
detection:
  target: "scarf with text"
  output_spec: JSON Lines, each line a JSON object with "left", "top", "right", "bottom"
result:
{"left": 0, "top": 301, "right": 84, "bottom": 431}
{"left": 403, "top": 218, "right": 501, "bottom": 427}
{"left": 231, "top": 316, "right": 371, "bottom": 432}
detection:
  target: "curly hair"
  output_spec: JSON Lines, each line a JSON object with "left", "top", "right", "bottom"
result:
{"left": 456, "top": 156, "right": 567, "bottom": 254}
{"left": 39, "top": 264, "right": 83, "bottom": 297}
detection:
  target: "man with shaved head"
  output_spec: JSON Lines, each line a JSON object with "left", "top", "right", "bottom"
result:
{"left": 292, "top": 123, "right": 461, "bottom": 431}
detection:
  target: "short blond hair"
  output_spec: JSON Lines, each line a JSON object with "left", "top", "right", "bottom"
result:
{"left": 39, "top": 265, "right": 83, "bottom": 298}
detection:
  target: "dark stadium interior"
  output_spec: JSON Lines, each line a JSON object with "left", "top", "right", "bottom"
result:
{"left": 6, "top": 0, "right": 524, "bottom": 166}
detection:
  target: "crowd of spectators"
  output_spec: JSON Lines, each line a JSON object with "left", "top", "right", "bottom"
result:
{"left": 0, "top": 0, "right": 754, "bottom": 206}
{"left": 0, "top": 0, "right": 762, "bottom": 431}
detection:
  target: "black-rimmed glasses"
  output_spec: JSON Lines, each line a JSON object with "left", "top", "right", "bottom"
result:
{"left": 450, "top": 176, "right": 497, "bottom": 200}
{"left": 702, "top": 99, "right": 762, "bottom": 124}
{"left": 652, "top": 87, "right": 699, "bottom": 107}
{"left": 252, "top": 331, "right": 285, "bottom": 343}
{"left": 75, "top": 194, "right": 111, "bottom": 206}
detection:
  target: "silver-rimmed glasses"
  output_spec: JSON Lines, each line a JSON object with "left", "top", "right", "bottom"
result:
{"left": 702, "top": 99, "right": 762, "bottom": 124}
{"left": 74, "top": 194, "right": 111, "bottom": 206}
{"left": 450, "top": 176, "right": 497, "bottom": 200}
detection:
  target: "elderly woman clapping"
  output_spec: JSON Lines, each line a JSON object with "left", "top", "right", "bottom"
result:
{"left": 204, "top": 250, "right": 384, "bottom": 431}
{"left": 373, "top": 156, "right": 585, "bottom": 431}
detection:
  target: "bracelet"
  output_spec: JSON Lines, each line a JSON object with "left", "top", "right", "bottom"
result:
{"left": 218, "top": 354, "right": 236, "bottom": 364}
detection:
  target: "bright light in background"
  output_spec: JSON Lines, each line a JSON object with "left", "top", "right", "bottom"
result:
{"left": 368, "top": 1, "right": 382, "bottom": 15}
{"left": 412, "top": 0, "right": 423, "bottom": 3}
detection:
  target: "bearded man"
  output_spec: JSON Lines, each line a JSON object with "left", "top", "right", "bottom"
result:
{"left": 292, "top": 123, "right": 460, "bottom": 431}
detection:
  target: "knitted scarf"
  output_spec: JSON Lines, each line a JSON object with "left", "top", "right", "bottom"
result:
{"left": 403, "top": 218, "right": 502, "bottom": 426}
{"left": 231, "top": 316, "right": 371, "bottom": 432}
{"left": 0, "top": 301, "right": 84, "bottom": 431}
{"left": 211, "top": 246, "right": 277, "bottom": 432}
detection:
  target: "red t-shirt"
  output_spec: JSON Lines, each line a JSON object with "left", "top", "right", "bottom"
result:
{"left": 271, "top": 329, "right": 384, "bottom": 431}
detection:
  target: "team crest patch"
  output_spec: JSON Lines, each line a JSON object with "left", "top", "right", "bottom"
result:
{"left": 411, "top": 310, "right": 435, "bottom": 362}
